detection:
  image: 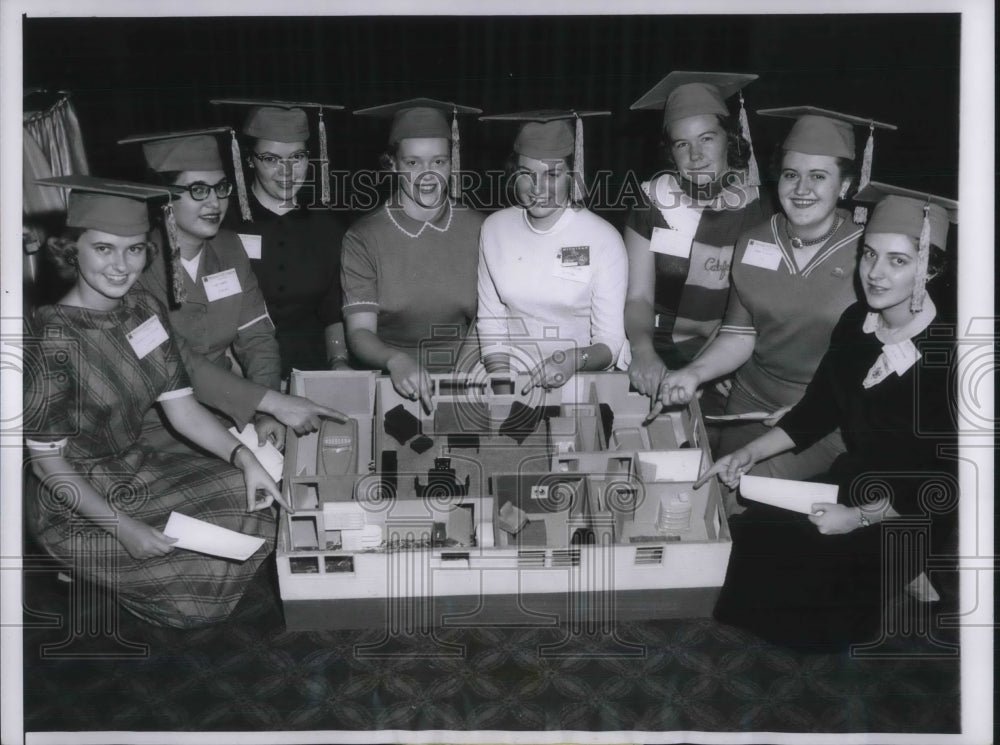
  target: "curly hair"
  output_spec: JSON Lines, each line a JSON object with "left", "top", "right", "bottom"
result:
{"left": 660, "top": 114, "right": 752, "bottom": 174}
{"left": 44, "top": 230, "right": 86, "bottom": 283}
{"left": 44, "top": 229, "right": 158, "bottom": 283}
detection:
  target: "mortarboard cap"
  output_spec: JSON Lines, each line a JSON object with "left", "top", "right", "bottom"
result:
{"left": 759, "top": 106, "right": 898, "bottom": 222}
{"left": 758, "top": 106, "right": 896, "bottom": 158}
{"left": 856, "top": 181, "right": 957, "bottom": 246}
{"left": 480, "top": 110, "right": 610, "bottom": 202}
{"left": 631, "top": 72, "right": 760, "bottom": 185}
{"left": 36, "top": 175, "right": 179, "bottom": 236}
{"left": 855, "top": 181, "right": 957, "bottom": 313}
{"left": 354, "top": 98, "right": 482, "bottom": 198}
{"left": 121, "top": 128, "right": 232, "bottom": 172}
{"left": 355, "top": 98, "right": 481, "bottom": 143}
{"left": 120, "top": 126, "right": 252, "bottom": 223}
{"left": 212, "top": 98, "right": 345, "bottom": 205}
{"left": 631, "top": 71, "right": 757, "bottom": 123}
{"left": 37, "top": 174, "right": 187, "bottom": 305}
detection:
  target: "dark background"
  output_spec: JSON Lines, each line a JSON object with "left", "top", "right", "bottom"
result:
{"left": 16, "top": 14, "right": 970, "bottom": 738}
{"left": 23, "top": 13, "right": 961, "bottom": 227}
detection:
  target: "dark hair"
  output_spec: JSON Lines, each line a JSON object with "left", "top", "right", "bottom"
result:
{"left": 377, "top": 148, "right": 397, "bottom": 172}
{"left": 43, "top": 230, "right": 86, "bottom": 283}
{"left": 856, "top": 239, "right": 949, "bottom": 280}
{"left": 501, "top": 150, "right": 578, "bottom": 207}
{"left": 43, "top": 229, "right": 158, "bottom": 283}
{"left": 926, "top": 243, "right": 949, "bottom": 281}
{"left": 660, "top": 114, "right": 751, "bottom": 173}
{"left": 770, "top": 148, "right": 860, "bottom": 200}
{"left": 502, "top": 150, "right": 575, "bottom": 178}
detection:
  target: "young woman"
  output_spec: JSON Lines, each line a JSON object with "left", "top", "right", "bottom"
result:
{"left": 659, "top": 108, "right": 894, "bottom": 483}
{"left": 216, "top": 100, "right": 349, "bottom": 376}
{"left": 342, "top": 99, "right": 485, "bottom": 411}
{"left": 476, "top": 112, "right": 627, "bottom": 391}
{"left": 624, "top": 72, "right": 771, "bottom": 405}
{"left": 24, "top": 178, "right": 288, "bottom": 628}
{"left": 699, "top": 183, "right": 957, "bottom": 649}
{"left": 121, "top": 129, "right": 343, "bottom": 448}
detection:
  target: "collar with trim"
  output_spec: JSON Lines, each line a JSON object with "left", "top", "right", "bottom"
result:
{"left": 385, "top": 198, "right": 454, "bottom": 238}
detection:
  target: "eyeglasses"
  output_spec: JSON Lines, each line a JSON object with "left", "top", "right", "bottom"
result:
{"left": 252, "top": 151, "right": 310, "bottom": 168}
{"left": 176, "top": 180, "right": 234, "bottom": 201}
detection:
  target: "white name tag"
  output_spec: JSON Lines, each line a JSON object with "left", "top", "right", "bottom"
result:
{"left": 552, "top": 248, "right": 592, "bottom": 283}
{"left": 649, "top": 225, "right": 694, "bottom": 259}
{"left": 741, "top": 239, "right": 783, "bottom": 271}
{"left": 202, "top": 268, "right": 242, "bottom": 302}
{"left": 126, "top": 315, "right": 170, "bottom": 360}
{"left": 883, "top": 339, "right": 921, "bottom": 376}
{"left": 237, "top": 233, "right": 262, "bottom": 260}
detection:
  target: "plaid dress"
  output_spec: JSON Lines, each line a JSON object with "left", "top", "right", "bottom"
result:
{"left": 24, "top": 289, "right": 276, "bottom": 628}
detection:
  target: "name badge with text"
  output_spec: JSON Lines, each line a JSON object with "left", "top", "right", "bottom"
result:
{"left": 649, "top": 226, "right": 694, "bottom": 259}
{"left": 552, "top": 246, "right": 592, "bottom": 283}
{"left": 202, "top": 268, "right": 243, "bottom": 302}
{"left": 126, "top": 315, "right": 170, "bottom": 360}
{"left": 741, "top": 239, "right": 783, "bottom": 271}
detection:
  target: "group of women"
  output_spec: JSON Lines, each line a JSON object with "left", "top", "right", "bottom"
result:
{"left": 24, "top": 72, "right": 957, "bottom": 648}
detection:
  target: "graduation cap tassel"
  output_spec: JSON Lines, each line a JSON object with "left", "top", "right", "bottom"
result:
{"left": 853, "top": 122, "right": 875, "bottom": 224}
{"left": 910, "top": 203, "right": 931, "bottom": 314}
{"left": 573, "top": 112, "right": 584, "bottom": 204}
{"left": 450, "top": 107, "right": 460, "bottom": 200}
{"left": 738, "top": 93, "right": 760, "bottom": 187}
{"left": 162, "top": 203, "right": 186, "bottom": 306}
{"left": 318, "top": 108, "right": 330, "bottom": 207}
{"left": 229, "top": 130, "right": 252, "bottom": 222}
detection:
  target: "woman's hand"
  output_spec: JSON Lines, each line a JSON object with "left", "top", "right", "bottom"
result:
{"left": 627, "top": 346, "right": 668, "bottom": 398}
{"left": 658, "top": 367, "right": 701, "bottom": 407}
{"left": 693, "top": 448, "right": 755, "bottom": 491}
{"left": 116, "top": 515, "right": 178, "bottom": 560}
{"left": 522, "top": 349, "right": 578, "bottom": 394}
{"left": 808, "top": 503, "right": 860, "bottom": 534}
{"left": 386, "top": 352, "right": 434, "bottom": 413}
{"left": 260, "top": 390, "right": 348, "bottom": 436}
{"left": 233, "top": 445, "right": 292, "bottom": 513}
{"left": 253, "top": 413, "right": 286, "bottom": 450}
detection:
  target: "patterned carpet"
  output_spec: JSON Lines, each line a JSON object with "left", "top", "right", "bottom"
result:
{"left": 22, "top": 550, "right": 961, "bottom": 736}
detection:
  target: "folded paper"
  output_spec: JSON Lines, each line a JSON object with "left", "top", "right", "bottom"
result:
{"left": 229, "top": 423, "right": 284, "bottom": 482}
{"left": 163, "top": 511, "right": 266, "bottom": 561}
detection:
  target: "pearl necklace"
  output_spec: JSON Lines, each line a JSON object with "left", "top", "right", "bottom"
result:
{"left": 786, "top": 215, "right": 842, "bottom": 249}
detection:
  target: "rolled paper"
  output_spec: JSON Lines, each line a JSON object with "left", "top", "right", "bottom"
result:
{"left": 739, "top": 474, "right": 838, "bottom": 514}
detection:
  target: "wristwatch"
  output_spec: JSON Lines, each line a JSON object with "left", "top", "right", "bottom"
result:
{"left": 578, "top": 350, "right": 589, "bottom": 369}
{"left": 857, "top": 509, "right": 871, "bottom": 528}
